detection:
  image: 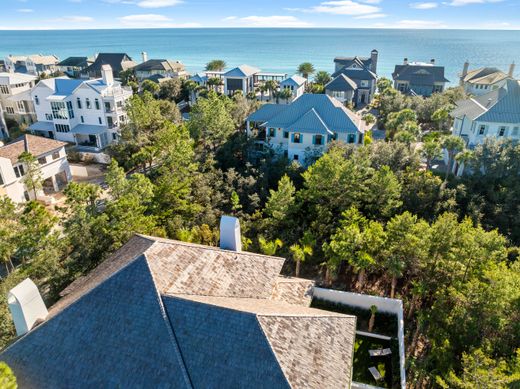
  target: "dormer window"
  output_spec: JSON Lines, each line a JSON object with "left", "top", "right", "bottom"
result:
{"left": 499, "top": 126, "right": 507, "bottom": 137}
{"left": 95, "top": 98, "right": 100, "bottom": 110}
{"left": 77, "top": 97, "right": 82, "bottom": 109}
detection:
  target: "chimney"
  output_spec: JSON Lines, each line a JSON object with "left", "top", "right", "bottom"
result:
{"left": 430, "top": 59, "right": 436, "bottom": 65}
{"left": 461, "top": 60, "right": 470, "bottom": 86}
{"left": 8, "top": 279, "right": 48, "bottom": 336}
{"left": 403, "top": 58, "right": 409, "bottom": 65}
{"left": 370, "top": 49, "right": 378, "bottom": 73}
{"left": 141, "top": 51, "right": 148, "bottom": 63}
{"left": 101, "top": 64, "right": 114, "bottom": 86}
{"left": 509, "top": 62, "right": 516, "bottom": 77}
{"left": 220, "top": 216, "right": 242, "bottom": 252}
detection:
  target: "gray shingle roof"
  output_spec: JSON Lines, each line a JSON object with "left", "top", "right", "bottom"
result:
{"left": 251, "top": 94, "right": 363, "bottom": 134}
{"left": 325, "top": 74, "right": 358, "bottom": 92}
{"left": 462, "top": 67, "right": 509, "bottom": 85}
{"left": 1, "top": 235, "right": 356, "bottom": 389}
{"left": 57, "top": 56, "right": 89, "bottom": 67}
{"left": 133, "top": 59, "right": 184, "bottom": 72}
{"left": 82, "top": 53, "right": 136, "bottom": 77}
{"left": 224, "top": 64, "right": 261, "bottom": 78}
{"left": 334, "top": 56, "right": 372, "bottom": 70}
{"left": 332, "top": 67, "right": 377, "bottom": 83}
{"left": 392, "top": 63, "right": 450, "bottom": 83}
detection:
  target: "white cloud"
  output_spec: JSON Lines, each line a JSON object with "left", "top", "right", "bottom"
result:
{"left": 136, "top": 0, "right": 182, "bottom": 7}
{"left": 224, "top": 15, "right": 313, "bottom": 28}
{"left": 287, "top": 0, "right": 381, "bottom": 16}
{"left": 374, "top": 19, "right": 448, "bottom": 28}
{"left": 355, "top": 13, "right": 387, "bottom": 18}
{"left": 445, "top": 0, "right": 502, "bottom": 6}
{"left": 222, "top": 16, "right": 237, "bottom": 21}
{"left": 17, "top": 8, "right": 34, "bottom": 12}
{"left": 118, "top": 13, "right": 199, "bottom": 27}
{"left": 51, "top": 16, "right": 94, "bottom": 22}
{"left": 410, "top": 2, "right": 439, "bottom": 9}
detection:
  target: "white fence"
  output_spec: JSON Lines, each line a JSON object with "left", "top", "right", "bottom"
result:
{"left": 313, "top": 288, "right": 406, "bottom": 389}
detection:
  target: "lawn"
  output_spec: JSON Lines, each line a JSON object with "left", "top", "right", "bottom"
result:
{"left": 353, "top": 334, "right": 398, "bottom": 388}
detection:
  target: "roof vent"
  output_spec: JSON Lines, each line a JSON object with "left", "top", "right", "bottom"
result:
{"left": 8, "top": 279, "right": 48, "bottom": 336}
{"left": 220, "top": 216, "right": 242, "bottom": 252}
{"left": 430, "top": 59, "right": 436, "bottom": 65}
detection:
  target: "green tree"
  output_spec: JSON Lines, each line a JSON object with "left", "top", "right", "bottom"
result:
{"left": 290, "top": 232, "right": 314, "bottom": 277}
{"left": 279, "top": 88, "right": 293, "bottom": 104}
{"left": 421, "top": 139, "right": 442, "bottom": 170}
{"left": 364, "top": 165, "right": 402, "bottom": 220}
{"left": 205, "top": 59, "right": 226, "bottom": 71}
{"left": 140, "top": 79, "right": 160, "bottom": 95}
{"left": 0, "top": 361, "right": 17, "bottom": 389}
{"left": 362, "top": 113, "right": 376, "bottom": 129}
{"left": 297, "top": 62, "right": 315, "bottom": 79}
{"left": 0, "top": 198, "right": 18, "bottom": 274}
{"left": 432, "top": 107, "right": 451, "bottom": 132}
{"left": 158, "top": 78, "right": 182, "bottom": 101}
{"left": 258, "top": 236, "right": 283, "bottom": 256}
{"left": 18, "top": 152, "right": 43, "bottom": 199}
{"left": 441, "top": 135, "right": 465, "bottom": 181}
{"left": 314, "top": 71, "right": 331, "bottom": 85}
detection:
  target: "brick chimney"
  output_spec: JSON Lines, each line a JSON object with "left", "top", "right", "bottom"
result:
{"left": 509, "top": 62, "right": 516, "bottom": 77}
{"left": 461, "top": 60, "right": 470, "bottom": 86}
{"left": 370, "top": 49, "right": 378, "bottom": 73}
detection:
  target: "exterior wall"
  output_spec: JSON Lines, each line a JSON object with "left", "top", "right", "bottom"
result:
{"left": 0, "top": 77, "right": 37, "bottom": 126}
{"left": 453, "top": 116, "right": 520, "bottom": 147}
{"left": 463, "top": 80, "right": 506, "bottom": 96}
{"left": 136, "top": 69, "right": 188, "bottom": 81}
{"left": 326, "top": 89, "right": 355, "bottom": 105}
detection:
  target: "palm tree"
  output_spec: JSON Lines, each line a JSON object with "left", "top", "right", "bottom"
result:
{"left": 432, "top": 107, "right": 451, "bottom": 132}
{"left": 442, "top": 135, "right": 465, "bottom": 182}
{"left": 454, "top": 149, "right": 475, "bottom": 176}
{"left": 314, "top": 70, "right": 331, "bottom": 85}
{"left": 205, "top": 59, "right": 226, "bottom": 72}
{"left": 207, "top": 77, "right": 223, "bottom": 93}
{"left": 290, "top": 243, "right": 313, "bottom": 278}
{"left": 280, "top": 88, "right": 292, "bottom": 104}
{"left": 258, "top": 236, "right": 283, "bottom": 256}
{"left": 421, "top": 139, "right": 442, "bottom": 170}
{"left": 264, "top": 80, "right": 278, "bottom": 101}
{"left": 297, "top": 62, "right": 315, "bottom": 80}
{"left": 368, "top": 305, "right": 378, "bottom": 332}
{"left": 362, "top": 113, "right": 376, "bottom": 129}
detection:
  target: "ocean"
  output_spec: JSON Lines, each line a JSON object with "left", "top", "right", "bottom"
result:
{"left": 1, "top": 28, "right": 519, "bottom": 84}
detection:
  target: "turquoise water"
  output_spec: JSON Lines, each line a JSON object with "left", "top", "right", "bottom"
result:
{"left": 1, "top": 28, "right": 519, "bottom": 83}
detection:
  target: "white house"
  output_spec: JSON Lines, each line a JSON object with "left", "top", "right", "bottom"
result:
{"left": 0, "top": 134, "right": 71, "bottom": 203}
{"left": 459, "top": 61, "right": 514, "bottom": 96}
{"left": 451, "top": 79, "right": 520, "bottom": 148}
{"left": 133, "top": 52, "right": 188, "bottom": 82}
{"left": 279, "top": 75, "right": 307, "bottom": 103}
{"left": 0, "top": 72, "right": 38, "bottom": 137}
{"left": 5, "top": 54, "right": 60, "bottom": 76}
{"left": 28, "top": 65, "right": 133, "bottom": 152}
{"left": 247, "top": 94, "right": 365, "bottom": 164}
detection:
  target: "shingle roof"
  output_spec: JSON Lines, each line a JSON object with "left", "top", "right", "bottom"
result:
{"left": 82, "top": 53, "right": 136, "bottom": 76}
{"left": 253, "top": 94, "right": 363, "bottom": 134}
{"left": 332, "top": 67, "right": 377, "bottom": 83}
{"left": 0, "top": 134, "right": 66, "bottom": 164}
{"left": 325, "top": 73, "right": 358, "bottom": 92}
{"left": 0, "top": 72, "right": 37, "bottom": 85}
{"left": 1, "top": 235, "right": 356, "bottom": 389}
{"left": 452, "top": 79, "right": 520, "bottom": 123}
{"left": 224, "top": 64, "right": 261, "bottom": 78}
{"left": 393, "top": 63, "right": 450, "bottom": 83}
{"left": 334, "top": 56, "right": 372, "bottom": 70}
{"left": 462, "top": 67, "right": 510, "bottom": 85}
{"left": 281, "top": 74, "right": 306, "bottom": 87}
{"left": 133, "top": 59, "right": 185, "bottom": 72}
{"left": 57, "top": 56, "right": 89, "bottom": 67}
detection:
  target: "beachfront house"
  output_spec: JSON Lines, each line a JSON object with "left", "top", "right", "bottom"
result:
{"left": 28, "top": 65, "right": 132, "bottom": 151}
{"left": 57, "top": 57, "right": 91, "bottom": 78}
{"left": 392, "top": 58, "right": 449, "bottom": 97}
{"left": 0, "top": 134, "right": 71, "bottom": 203}
{"left": 325, "top": 74, "right": 358, "bottom": 106}
{"left": 459, "top": 61, "right": 515, "bottom": 96}
{"left": 133, "top": 52, "right": 188, "bottom": 82}
{"left": 331, "top": 50, "right": 378, "bottom": 105}
{"left": 279, "top": 74, "right": 307, "bottom": 103}
{"left": 451, "top": 78, "right": 520, "bottom": 148}
{"left": 1, "top": 217, "right": 356, "bottom": 389}
{"left": 247, "top": 94, "right": 365, "bottom": 164}
{"left": 4, "top": 54, "right": 60, "bottom": 76}
{"left": 0, "top": 72, "right": 38, "bottom": 136}
{"left": 81, "top": 53, "right": 136, "bottom": 79}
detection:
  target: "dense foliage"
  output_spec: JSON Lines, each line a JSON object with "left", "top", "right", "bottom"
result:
{"left": 0, "top": 80, "right": 519, "bottom": 388}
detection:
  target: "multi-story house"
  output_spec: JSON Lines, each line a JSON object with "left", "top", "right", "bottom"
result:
{"left": 4, "top": 54, "right": 60, "bottom": 76}
{"left": 279, "top": 75, "right": 307, "bottom": 103}
{"left": 392, "top": 58, "right": 449, "bottom": 97}
{"left": 247, "top": 94, "right": 365, "bottom": 164}
{"left": 0, "top": 72, "right": 38, "bottom": 136}
{"left": 325, "top": 74, "right": 358, "bottom": 106}
{"left": 331, "top": 50, "right": 378, "bottom": 105}
{"left": 451, "top": 78, "right": 520, "bottom": 148}
{"left": 81, "top": 53, "right": 136, "bottom": 79}
{"left": 459, "top": 61, "right": 514, "bottom": 96}
{"left": 57, "top": 57, "right": 91, "bottom": 78}
{"left": 133, "top": 52, "right": 188, "bottom": 82}
{"left": 0, "top": 134, "right": 71, "bottom": 203}
{"left": 28, "top": 65, "right": 133, "bottom": 151}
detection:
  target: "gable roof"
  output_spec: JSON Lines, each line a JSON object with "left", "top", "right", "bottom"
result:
{"left": 325, "top": 73, "right": 358, "bottom": 92}
{"left": 0, "top": 72, "right": 37, "bottom": 85}
{"left": 82, "top": 53, "right": 136, "bottom": 76}
{"left": 290, "top": 108, "right": 332, "bottom": 135}
{"left": 252, "top": 94, "right": 363, "bottom": 134}
{"left": 334, "top": 55, "right": 372, "bottom": 69}
{"left": 281, "top": 74, "right": 307, "bottom": 87}
{"left": 224, "top": 64, "right": 261, "bottom": 78}
{"left": 393, "top": 63, "right": 450, "bottom": 84}
{"left": 247, "top": 103, "right": 287, "bottom": 123}
{"left": 0, "top": 134, "right": 66, "bottom": 164}
{"left": 332, "top": 66, "right": 377, "bottom": 83}
{"left": 462, "top": 67, "right": 510, "bottom": 85}
{"left": 133, "top": 59, "right": 185, "bottom": 72}
{"left": 1, "top": 235, "right": 356, "bottom": 389}
{"left": 57, "top": 57, "right": 89, "bottom": 68}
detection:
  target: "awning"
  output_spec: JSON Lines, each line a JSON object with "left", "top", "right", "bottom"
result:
{"left": 71, "top": 124, "right": 108, "bottom": 135}
{"left": 28, "top": 121, "right": 54, "bottom": 132}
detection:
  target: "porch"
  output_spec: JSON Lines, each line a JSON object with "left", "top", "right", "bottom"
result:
{"left": 71, "top": 124, "right": 110, "bottom": 152}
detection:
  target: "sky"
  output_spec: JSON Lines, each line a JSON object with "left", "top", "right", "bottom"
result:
{"left": 1, "top": 0, "right": 520, "bottom": 30}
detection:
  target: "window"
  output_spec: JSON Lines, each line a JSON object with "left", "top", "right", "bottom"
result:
{"left": 513, "top": 127, "right": 519, "bottom": 137}
{"left": 95, "top": 98, "right": 100, "bottom": 110}
{"left": 55, "top": 124, "right": 70, "bottom": 133}
{"left": 52, "top": 151, "right": 60, "bottom": 160}
{"left": 45, "top": 113, "right": 53, "bottom": 121}
{"left": 38, "top": 156, "right": 47, "bottom": 165}
{"left": 348, "top": 134, "right": 356, "bottom": 143}
{"left": 107, "top": 116, "right": 114, "bottom": 128}
{"left": 34, "top": 95, "right": 39, "bottom": 105}
{"left": 77, "top": 98, "right": 82, "bottom": 109}
{"left": 479, "top": 125, "right": 486, "bottom": 135}
{"left": 16, "top": 101, "right": 25, "bottom": 112}
{"left": 119, "top": 115, "right": 125, "bottom": 123}
{"left": 14, "top": 165, "right": 24, "bottom": 178}
{"left": 86, "top": 98, "right": 91, "bottom": 109}
{"left": 328, "top": 133, "right": 338, "bottom": 142}
{"left": 81, "top": 116, "right": 84, "bottom": 123}
{"left": 361, "top": 80, "right": 369, "bottom": 87}
{"left": 98, "top": 117, "right": 102, "bottom": 124}
{"left": 314, "top": 134, "right": 324, "bottom": 145}
{"left": 499, "top": 126, "right": 507, "bottom": 137}
{"left": 24, "top": 191, "right": 30, "bottom": 201}
{"left": 268, "top": 128, "right": 276, "bottom": 137}
{"left": 0, "top": 85, "right": 9, "bottom": 94}
{"left": 112, "top": 133, "right": 118, "bottom": 140}
{"left": 5, "top": 107, "right": 14, "bottom": 114}
{"left": 67, "top": 101, "right": 74, "bottom": 119}
{"left": 105, "top": 102, "right": 111, "bottom": 112}
{"left": 293, "top": 154, "right": 299, "bottom": 161}
{"left": 292, "top": 133, "right": 302, "bottom": 144}
{"left": 283, "top": 131, "right": 289, "bottom": 139}
{"left": 51, "top": 101, "right": 67, "bottom": 119}
{"left": 0, "top": 173, "right": 3, "bottom": 185}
